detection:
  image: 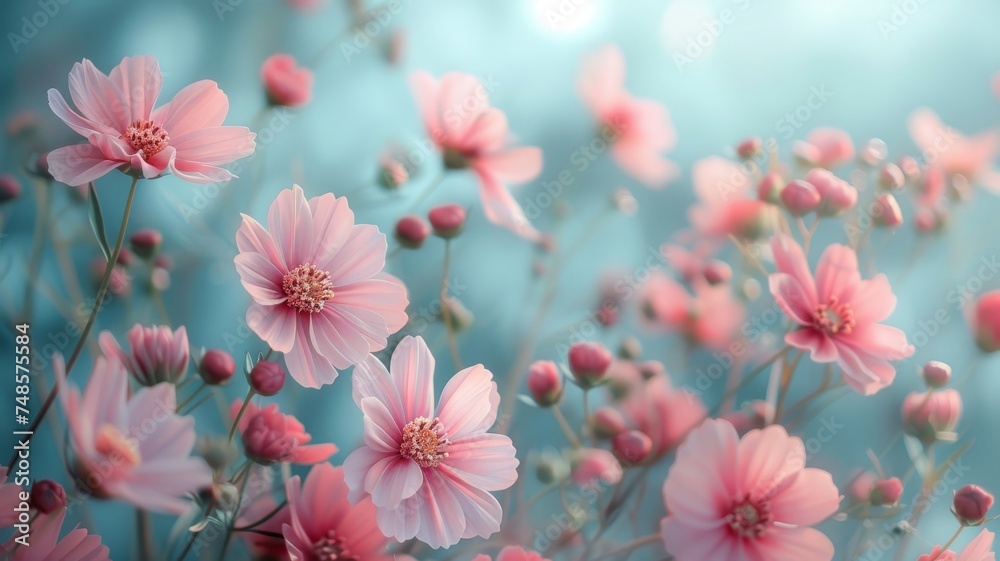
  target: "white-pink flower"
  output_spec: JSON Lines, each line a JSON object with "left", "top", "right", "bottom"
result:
{"left": 234, "top": 184, "right": 409, "bottom": 388}
{"left": 909, "top": 108, "right": 1000, "bottom": 192}
{"left": 344, "top": 335, "right": 519, "bottom": 549}
{"left": 47, "top": 55, "right": 255, "bottom": 186}
{"left": 2, "top": 509, "right": 110, "bottom": 561}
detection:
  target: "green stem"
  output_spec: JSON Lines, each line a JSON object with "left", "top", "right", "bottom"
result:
{"left": 440, "top": 239, "right": 463, "bottom": 369}
{"left": 228, "top": 387, "right": 256, "bottom": 443}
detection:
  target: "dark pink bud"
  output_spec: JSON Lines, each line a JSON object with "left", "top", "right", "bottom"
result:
{"left": 780, "top": 180, "right": 821, "bottom": 216}
{"left": 591, "top": 407, "right": 626, "bottom": 438}
{"left": 0, "top": 174, "right": 21, "bottom": 204}
{"left": 428, "top": 204, "right": 466, "bottom": 239}
{"left": 613, "top": 430, "right": 652, "bottom": 464}
{"left": 395, "top": 215, "right": 430, "bottom": 249}
{"left": 249, "top": 361, "right": 285, "bottom": 396}
{"left": 568, "top": 342, "right": 612, "bottom": 388}
{"left": 130, "top": 229, "right": 163, "bottom": 259}
{"left": 869, "top": 477, "right": 903, "bottom": 506}
{"left": 974, "top": 291, "right": 1000, "bottom": 352}
{"left": 527, "top": 360, "right": 563, "bottom": 407}
{"left": 199, "top": 349, "right": 236, "bottom": 385}
{"left": 873, "top": 194, "right": 903, "bottom": 228}
{"left": 736, "top": 136, "right": 763, "bottom": 160}
{"left": 954, "top": 484, "right": 994, "bottom": 525}
{"left": 757, "top": 172, "right": 784, "bottom": 204}
{"left": 30, "top": 480, "right": 67, "bottom": 514}
{"left": 921, "top": 361, "right": 951, "bottom": 389}
{"left": 115, "top": 247, "right": 134, "bottom": 266}
{"left": 702, "top": 260, "right": 732, "bottom": 285}
{"left": 261, "top": 54, "right": 313, "bottom": 107}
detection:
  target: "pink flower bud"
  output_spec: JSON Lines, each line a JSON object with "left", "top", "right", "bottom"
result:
{"left": 757, "top": 172, "right": 784, "bottom": 204}
{"left": 954, "top": 485, "right": 994, "bottom": 525}
{"left": 30, "top": 480, "right": 66, "bottom": 514}
{"left": 199, "top": 349, "right": 236, "bottom": 385}
{"left": 154, "top": 254, "right": 172, "bottom": 271}
{"left": 527, "top": 360, "right": 563, "bottom": 407}
{"left": 261, "top": 54, "right": 313, "bottom": 107}
{"left": 0, "top": 174, "right": 21, "bottom": 204}
{"left": 428, "top": 204, "right": 466, "bottom": 239}
{"left": 846, "top": 470, "right": 878, "bottom": 504}
{"left": 973, "top": 290, "right": 1000, "bottom": 352}
{"left": 638, "top": 360, "right": 666, "bottom": 380}
{"left": 780, "top": 180, "right": 821, "bottom": 216}
{"left": 736, "top": 136, "right": 763, "bottom": 160}
{"left": 613, "top": 430, "right": 652, "bottom": 464}
{"left": 591, "top": 406, "right": 626, "bottom": 437}
{"left": 921, "top": 361, "right": 951, "bottom": 389}
{"left": 902, "top": 389, "right": 962, "bottom": 442}
{"left": 568, "top": 342, "right": 612, "bottom": 388}
{"left": 858, "top": 138, "right": 888, "bottom": 167}
{"left": 115, "top": 247, "right": 134, "bottom": 266}
{"left": 807, "top": 168, "right": 857, "bottom": 216}
{"left": 570, "top": 448, "right": 622, "bottom": 486}
{"left": 378, "top": 155, "right": 409, "bottom": 189}
{"left": 702, "top": 260, "right": 732, "bottom": 285}
{"left": 395, "top": 215, "right": 430, "bottom": 249}
{"left": 878, "top": 163, "right": 905, "bottom": 190}
{"left": 873, "top": 194, "right": 903, "bottom": 228}
{"left": 617, "top": 336, "right": 642, "bottom": 360}
{"left": 869, "top": 477, "right": 903, "bottom": 506}
{"left": 130, "top": 229, "right": 162, "bottom": 259}
{"left": 100, "top": 325, "right": 188, "bottom": 385}
{"left": 249, "top": 361, "right": 286, "bottom": 396}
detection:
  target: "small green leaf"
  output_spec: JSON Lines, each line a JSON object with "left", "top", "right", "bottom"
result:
{"left": 245, "top": 352, "right": 254, "bottom": 375}
{"left": 87, "top": 183, "right": 112, "bottom": 261}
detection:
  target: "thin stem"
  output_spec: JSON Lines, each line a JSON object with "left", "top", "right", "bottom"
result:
{"left": 551, "top": 404, "right": 582, "bottom": 448}
{"left": 773, "top": 350, "right": 803, "bottom": 423}
{"left": 138, "top": 509, "right": 153, "bottom": 559}
{"left": 220, "top": 462, "right": 252, "bottom": 558}
{"left": 709, "top": 346, "right": 790, "bottom": 417}
{"left": 177, "top": 383, "right": 207, "bottom": 412}
{"left": 8, "top": 176, "right": 139, "bottom": 471}
{"left": 229, "top": 388, "right": 256, "bottom": 443}
{"left": 582, "top": 389, "right": 593, "bottom": 446}
{"left": 24, "top": 178, "right": 51, "bottom": 322}
{"left": 440, "top": 239, "right": 463, "bottom": 368}
{"left": 233, "top": 500, "right": 287, "bottom": 531}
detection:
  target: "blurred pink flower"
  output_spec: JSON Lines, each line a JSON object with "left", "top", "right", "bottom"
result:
{"left": 793, "top": 127, "right": 855, "bottom": 168}
{"left": 578, "top": 44, "right": 678, "bottom": 188}
{"left": 2, "top": 509, "right": 110, "bottom": 561}
{"left": 234, "top": 184, "right": 409, "bottom": 388}
{"left": 970, "top": 290, "right": 1000, "bottom": 352}
{"left": 570, "top": 448, "right": 622, "bottom": 485}
{"left": 620, "top": 375, "right": 706, "bottom": 459}
{"left": 918, "top": 528, "right": 995, "bottom": 561}
{"left": 229, "top": 400, "right": 337, "bottom": 465}
{"left": 283, "top": 463, "right": 394, "bottom": 561}
{"left": 409, "top": 71, "right": 543, "bottom": 240}
{"left": 237, "top": 494, "right": 291, "bottom": 561}
{"left": 343, "top": 336, "right": 519, "bottom": 548}
{"left": 261, "top": 54, "right": 313, "bottom": 107}
{"left": 640, "top": 271, "right": 745, "bottom": 351}
{"left": 472, "top": 546, "right": 552, "bottom": 561}
{"left": 902, "top": 389, "right": 962, "bottom": 442}
{"left": 0, "top": 468, "right": 22, "bottom": 527}
{"left": 47, "top": 55, "right": 255, "bottom": 185}
{"left": 908, "top": 108, "right": 1000, "bottom": 192}
{"left": 768, "top": 234, "right": 914, "bottom": 395}
{"left": 55, "top": 354, "right": 213, "bottom": 514}
{"left": 99, "top": 324, "right": 189, "bottom": 386}
{"left": 688, "top": 157, "right": 771, "bottom": 240}
{"left": 661, "top": 419, "right": 841, "bottom": 561}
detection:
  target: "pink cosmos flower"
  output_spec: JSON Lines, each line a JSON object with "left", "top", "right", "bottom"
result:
{"left": 792, "top": 127, "right": 855, "bottom": 168}
{"left": 229, "top": 400, "right": 337, "bottom": 465}
{"left": 918, "top": 528, "right": 995, "bottom": 561}
{"left": 409, "top": 71, "right": 543, "bottom": 240}
{"left": 620, "top": 375, "right": 707, "bottom": 459}
{"left": 261, "top": 54, "right": 314, "bottom": 107}
{"left": 472, "top": 546, "right": 552, "bottom": 561}
{"left": 283, "top": 463, "right": 394, "bottom": 561}
{"left": 234, "top": 184, "right": 409, "bottom": 388}
{"left": 238, "top": 493, "right": 291, "bottom": 561}
{"left": 640, "top": 271, "right": 745, "bottom": 352}
{"left": 344, "top": 335, "right": 519, "bottom": 549}
{"left": 55, "top": 354, "right": 213, "bottom": 514}
{"left": 768, "top": 234, "right": 914, "bottom": 395}
{"left": 2, "top": 509, "right": 110, "bottom": 561}
{"left": 99, "top": 324, "right": 189, "bottom": 386}
{"left": 47, "top": 55, "right": 255, "bottom": 186}
{"left": 578, "top": 44, "right": 678, "bottom": 188}
{"left": 909, "top": 108, "right": 1000, "bottom": 192}
{"left": 688, "top": 157, "right": 771, "bottom": 241}
{"left": 661, "top": 419, "right": 841, "bottom": 561}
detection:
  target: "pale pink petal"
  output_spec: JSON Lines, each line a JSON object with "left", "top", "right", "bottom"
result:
{"left": 409, "top": 71, "right": 443, "bottom": 144}
{"left": 410, "top": 469, "right": 468, "bottom": 548}
{"left": 785, "top": 328, "right": 838, "bottom": 363}
{"left": 475, "top": 146, "right": 543, "bottom": 185}
{"left": 661, "top": 518, "right": 738, "bottom": 561}
{"left": 234, "top": 252, "right": 287, "bottom": 305}
{"left": 170, "top": 126, "right": 256, "bottom": 166}
{"left": 751, "top": 526, "right": 835, "bottom": 561}
{"left": 457, "top": 108, "right": 508, "bottom": 153}
{"left": 662, "top": 419, "right": 738, "bottom": 524}
{"left": 334, "top": 274, "right": 409, "bottom": 335}
{"left": 693, "top": 156, "right": 751, "bottom": 206}
{"left": 958, "top": 529, "right": 995, "bottom": 561}
{"left": 45, "top": 143, "right": 121, "bottom": 186}
{"left": 375, "top": 496, "right": 421, "bottom": 543}
{"left": 247, "top": 303, "right": 297, "bottom": 353}
{"left": 440, "top": 433, "right": 518, "bottom": 491}
{"left": 832, "top": 342, "right": 894, "bottom": 395}
{"left": 307, "top": 193, "right": 355, "bottom": 266}
{"left": 283, "top": 333, "right": 337, "bottom": 388}
{"left": 351, "top": 353, "right": 406, "bottom": 425}
{"left": 770, "top": 235, "right": 817, "bottom": 303}
{"left": 814, "top": 244, "right": 861, "bottom": 303}
{"left": 611, "top": 141, "right": 679, "bottom": 188}
{"left": 308, "top": 309, "right": 365, "bottom": 369}
{"left": 770, "top": 468, "right": 841, "bottom": 526}
{"left": 845, "top": 273, "right": 896, "bottom": 325}
{"left": 169, "top": 159, "right": 237, "bottom": 184}
{"left": 268, "top": 184, "right": 314, "bottom": 268}
{"left": 578, "top": 44, "right": 627, "bottom": 116}
{"left": 437, "top": 470, "right": 504, "bottom": 540}
{"left": 839, "top": 324, "right": 913, "bottom": 361}
{"left": 108, "top": 55, "right": 162, "bottom": 123}
{"left": 366, "top": 455, "right": 423, "bottom": 508}
{"left": 437, "top": 364, "right": 497, "bottom": 438}
{"left": 437, "top": 72, "right": 488, "bottom": 143}
{"left": 47, "top": 88, "right": 115, "bottom": 137}
{"left": 236, "top": 214, "right": 287, "bottom": 272}
{"left": 390, "top": 335, "right": 436, "bottom": 421}
{"left": 769, "top": 273, "right": 816, "bottom": 326}
{"left": 361, "top": 396, "right": 404, "bottom": 453}
{"left": 151, "top": 80, "right": 229, "bottom": 137}
{"left": 736, "top": 424, "right": 805, "bottom": 499}
{"left": 344, "top": 446, "right": 395, "bottom": 504}
{"left": 290, "top": 443, "right": 338, "bottom": 464}
{"left": 67, "top": 59, "right": 128, "bottom": 132}
{"left": 477, "top": 171, "right": 541, "bottom": 240}
{"left": 323, "top": 224, "right": 387, "bottom": 284}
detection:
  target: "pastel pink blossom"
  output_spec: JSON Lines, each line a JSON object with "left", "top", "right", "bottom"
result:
{"left": 640, "top": 271, "right": 745, "bottom": 351}
{"left": 620, "top": 375, "right": 707, "bottom": 459}
{"left": 768, "top": 234, "right": 914, "bottom": 395}
{"left": 261, "top": 54, "right": 314, "bottom": 107}
{"left": 578, "top": 44, "right": 678, "bottom": 188}
{"left": 570, "top": 448, "right": 623, "bottom": 485}
{"left": 688, "top": 157, "right": 771, "bottom": 240}
{"left": 237, "top": 493, "right": 291, "bottom": 561}
{"left": 234, "top": 184, "right": 409, "bottom": 388}
{"left": 409, "top": 71, "right": 543, "bottom": 240}
{"left": 472, "top": 546, "right": 552, "bottom": 561}
{"left": 47, "top": 55, "right": 255, "bottom": 186}
{"left": 344, "top": 335, "right": 519, "bottom": 549}
{"left": 661, "top": 419, "right": 841, "bottom": 561}
{"left": 283, "top": 463, "right": 394, "bottom": 561}
{"left": 918, "top": 529, "right": 995, "bottom": 561}
{"left": 792, "top": 127, "right": 855, "bottom": 168}
{"left": 99, "top": 324, "right": 189, "bottom": 386}
{"left": 55, "top": 354, "right": 213, "bottom": 514}
{"left": 2, "top": 509, "right": 110, "bottom": 561}
{"left": 229, "top": 400, "right": 338, "bottom": 465}
{"left": 909, "top": 108, "right": 1000, "bottom": 192}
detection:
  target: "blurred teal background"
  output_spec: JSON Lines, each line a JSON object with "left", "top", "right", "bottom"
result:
{"left": 3, "top": 0, "right": 1000, "bottom": 558}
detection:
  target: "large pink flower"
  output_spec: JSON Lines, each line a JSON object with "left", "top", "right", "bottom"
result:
{"left": 47, "top": 55, "right": 255, "bottom": 186}
{"left": 918, "top": 528, "right": 995, "bottom": 561}
{"left": 578, "top": 44, "right": 678, "bottom": 188}
{"left": 409, "top": 71, "right": 543, "bottom": 240}
{"left": 620, "top": 375, "right": 706, "bottom": 459}
{"left": 473, "top": 546, "right": 552, "bottom": 561}
{"left": 768, "top": 234, "right": 914, "bottom": 395}
{"left": 343, "top": 335, "right": 519, "bottom": 549}
{"left": 283, "top": 463, "right": 394, "bottom": 561}
{"left": 661, "top": 419, "right": 841, "bottom": 561}
{"left": 55, "top": 354, "right": 213, "bottom": 514}
{"left": 909, "top": 108, "right": 1000, "bottom": 192}
{"left": 2, "top": 509, "right": 110, "bottom": 561}
{"left": 229, "top": 400, "right": 337, "bottom": 465}
{"left": 234, "top": 184, "right": 409, "bottom": 388}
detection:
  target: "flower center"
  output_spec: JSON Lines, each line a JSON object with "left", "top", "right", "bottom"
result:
{"left": 442, "top": 148, "right": 472, "bottom": 170}
{"left": 726, "top": 496, "right": 773, "bottom": 538}
{"left": 282, "top": 263, "right": 335, "bottom": 313}
{"left": 400, "top": 416, "right": 450, "bottom": 468}
{"left": 312, "top": 529, "right": 358, "bottom": 561}
{"left": 812, "top": 296, "right": 855, "bottom": 335}
{"left": 121, "top": 119, "right": 169, "bottom": 157}
{"left": 95, "top": 424, "right": 141, "bottom": 467}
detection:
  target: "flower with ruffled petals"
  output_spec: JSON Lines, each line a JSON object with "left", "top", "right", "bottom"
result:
{"left": 99, "top": 324, "right": 189, "bottom": 386}
{"left": 918, "top": 528, "right": 995, "bottom": 561}
{"left": 620, "top": 375, "right": 706, "bottom": 460}
{"left": 768, "top": 234, "right": 914, "bottom": 395}
{"left": 409, "top": 71, "right": 543, "bottom": 240}
{"left": 46, "top": 55, "right": 255, "bottom": 185}
{"left": 661, "top": 419, "right": 841, "bottom": 561}
{"left": 2, "top": 509, "right": 110, "bottom": 561}
{"left": 344, "top": 335, "right": 519, "bottom": 549}
{"left": 55, "top": 354, "right": 213, "bottom": 514}
{"left": 234, "top": 184, "right": 409, "bottom": 388}
{"left": 229, "top": 400, "right": 337, "bottom": 465}
{"left": 472, "top": 546, "right": 552, "bottom": 561}
{"left": 578, "top": 44, "right": 678, "bottom": 188}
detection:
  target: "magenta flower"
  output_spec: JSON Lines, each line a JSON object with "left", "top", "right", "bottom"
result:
{"left": 234, "top": 184, "right": 409, "bottom": 388}
{"left": 909, "top": 108, "right": 1000, "bottom": 192}
{"left": 283, "top": 463, "right": 395, "bottom": 561}
{"left": 229, "top": 400, "right": 337, "bottom": 465}
{"left": 99, "top": 324, "right": 189, "bottom": 386}
{"left": 261, "top": 54, "right": 314, "bottom": 107}
{"left": 918, "top": 529, "right": 995, "bottom": 561}
{"left": 343, "top": 335, "right": 519, "bottom": 549}
{"left": 409, "top": 71, "right": 543, "bottom": 240}
{"left": 472, "top": 547, "right": 552, "bottom": 561}
{"left": 55, "top": 354, "right": 213, "bottom": 514}
{"left": 47, "top": 55, "right": 255, "bottom": 186}
{"left": 578, "top": 44, "right": 678, "bottom": 188}
{"left": 768, "top": 234, "right": 914, "bottom": 395}
{"left": 2, "top": 509, "right": 109, "bottom": 561}
{"left": 620, "top": 375, "right": 706, "bottom": 459}
{"left": 661, "top": 419, "right": 841, "bottom": 561}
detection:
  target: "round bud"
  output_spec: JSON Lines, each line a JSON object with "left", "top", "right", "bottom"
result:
{"left": 395, "top": 215, "right": 430, "bottom": 249}
{"left": 869, "top": 477, "right": 903, "bottom": 506}
{"left": 780, "top": 180, "right": 821, "bottom": 216}
{"left": 591, "top": 407, "right": 627, "bottom": 438}
{"left": 921, "top": 361, "right": 951, "bottom": 389}
{"left": 702, "top": 260, "right": 732, "bottom": 285}
{"left": 757, "top": 172, "right": 784, "bottom": 204}
{"left": 130, "top": 229, "right": 163, "bottom": 259}
{"left": 428, "top": 204, "right": 466, "bottom": 239}
{"left": 878, "top": 163, "right": 905, "bottom": 190}
{"left": 873, "top": 194, "right": 903, "bottom": 228}
{"left": 736, "top": 136, "right": 763, "bottom": 160}
{"left": 30, "top": 480, "right": 67, "bottom": 514}
{"left": 199, "top": 349, "right": 236, "bottom": 385}
{"left": 0, "top": 174, "right": 21, "bottom": 204}
{"left": 613, "top": 430, "right": 652, "bottom": 464}
{"left": 527, "top": 360, "right": 563, "bottom": 407}
{"left": 954, "top": 485, "right": 994, "bottom": 525}
{"left": 567, "top": 342, "right": 612, "bottom": 389}
{"left": 249, "top": 361, "right": 286, "bottom": 396}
